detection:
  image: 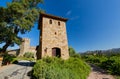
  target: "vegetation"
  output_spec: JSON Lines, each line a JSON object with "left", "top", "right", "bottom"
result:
{"left": 15, "top": 56, "right": 35, "bottom": 61}
{"left": 69, "top": 46, "right": 76, "bottom": 56}
{"left": 115, "top": 76, "right": 120, "bottom": 79}
{"left": 2, "top": 52, "right": 35, "bottom": 65}
{"left": 32, "top": 47, "right": 90, "bottom": 79}
{"left": 0, "top": 0, "right": 44, "bottom": 53}
{"left": 82, "top": 53, "right": 120, "bottom": 76}
{"left": 69, "top": 46, "right": 81, "bottom": 58}
{"left": 2, "top": 54, "right": 16, "bottom": 65}
{"left": 33, "top": 57, "right": 90, "bottom": 79}
{"left": 24, "top": 52, "right": 34, "bottom": 58}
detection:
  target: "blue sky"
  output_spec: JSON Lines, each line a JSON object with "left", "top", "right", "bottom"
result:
{"left": 1, "top": 0, "right": 120, "bottom": 52}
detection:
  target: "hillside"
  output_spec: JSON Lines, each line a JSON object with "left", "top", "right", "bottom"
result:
{"left": 81, "top": 48, "right": 120, "bottom": 55}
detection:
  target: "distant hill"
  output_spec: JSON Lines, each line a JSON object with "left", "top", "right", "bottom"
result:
{"left": 81, "top": 48, "right": 120, "bottom": 55}
{"left": 105, "top": 48, "right": 120, "bottom": 53}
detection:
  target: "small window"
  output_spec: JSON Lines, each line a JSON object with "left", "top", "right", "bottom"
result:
{"left": 44, "top": 48, "right": 47, "bottom": 53}
{"left": 58, "top": 22, "right": 60, "bottom": 26}
{"left": 55, "top": 32, "right": 57, "bottom": 35}
{"left": 49, "top": 19, "right": 52, "bottom": 24}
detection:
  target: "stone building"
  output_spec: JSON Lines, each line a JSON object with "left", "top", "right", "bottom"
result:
{"left": 37, "top": 13, "right": 69, "bottom": 59}
{"left": 8, "top": 38, "right": 36, "bottom": 58}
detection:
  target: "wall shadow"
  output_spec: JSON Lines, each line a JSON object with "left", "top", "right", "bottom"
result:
{"left": 17, "top": 61, "right": 35, "bottom": 67}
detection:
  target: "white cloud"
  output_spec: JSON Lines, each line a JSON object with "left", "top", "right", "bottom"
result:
{"left": 70, "top": 16, "right": 80, "bottom": 20}
{"left": 66, "top": 10, "right": 72, "bottom": 16}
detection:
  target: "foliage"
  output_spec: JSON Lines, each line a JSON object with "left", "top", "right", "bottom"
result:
{"left": 16, "top": 56, "right": 35, "bottom": 61}
{"left": 0, "top": 0, "right": 44, "bottom": 52}
{"left": 82, "top": 53, "right": 120, "bottom": 75}
{"left": 115, "top": 76, "right": 120, "bottom": 79}
{"left": 69, "top": 46, "right": 76, "bottom": 56}
{"left": 2, "top": 53, "right": 35, "bottom": 65}
{"left": 101, "top": 56, "right": 120, "bottom": 75}
{"left": 2, "top": 54, "right": 16, "bottom": 65}
{"left": 0, "top": 52, "right": 4, "bottom": 57}
{"left": 24, "top": 52, "right": 34, "bottom": 58}
{"left": 69, "top": 46, "right": 81, "bottom": 58}
{"left": 11, "top": 58, "right": 18, "bottom": 64}
{"left": 82, "top": 55, "right": 107, "bottom": 65}
{"left": 33, "top": 57, "right": 90, "bottom": 79}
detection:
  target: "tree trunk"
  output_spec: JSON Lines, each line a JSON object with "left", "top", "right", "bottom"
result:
{"left": 0, "top": 27, "right": 19, "bottom": 53}
{"left": 0, "top": 41, "right": 12, "bottom": 53}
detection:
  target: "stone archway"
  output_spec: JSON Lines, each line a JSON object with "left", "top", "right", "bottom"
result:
{"left": 52, "top": 47, "right": 61, "bottom": 58}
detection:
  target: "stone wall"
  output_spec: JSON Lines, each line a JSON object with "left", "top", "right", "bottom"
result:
{"left": 8, "top": 49, "right": 20, "bottom": 56}
{"left": 7, "top": 38, "right": 36, "bottom": 57}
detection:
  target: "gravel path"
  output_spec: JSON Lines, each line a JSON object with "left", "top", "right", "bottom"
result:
{"left": 0, "top": 60, "right": 34, "bottom": 79}
{"left": 87, "top": 64, "right": 115, "bottom": 79}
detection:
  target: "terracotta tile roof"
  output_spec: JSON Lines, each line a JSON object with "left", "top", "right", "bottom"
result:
{"left": 40, "top": 13, "right": 68, "bottom": 21}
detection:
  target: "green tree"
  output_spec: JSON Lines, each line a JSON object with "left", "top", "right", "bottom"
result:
{"left": 69, "top": 46, "right": 76, "bottom": 57}
{"left": 0, "top": 0, "right": 44, "bottom": 53}
{"left": 69, "top": 46, "right": 81, "bottom": 58}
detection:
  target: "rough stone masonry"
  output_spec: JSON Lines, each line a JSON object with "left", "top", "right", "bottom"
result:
{"left": 37, "top": 13, "right": 69, "bottom": 59}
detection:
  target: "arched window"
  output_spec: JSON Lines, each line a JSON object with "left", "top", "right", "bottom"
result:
{"left": 49, "top": 19, "right": 52, "bottom": 24}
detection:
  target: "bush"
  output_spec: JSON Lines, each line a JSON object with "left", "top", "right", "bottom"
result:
{"left": 69, "top": 47, "right": 76, "bottom": 57}
{"left": 2, "top": 54, "right": 16, "bottom": 65}
{"left": 24, "top": 52, "right": 34, "bottom": 58}
{"left": 69, "top": 47, "right": 81, "bottom": 58}
{"left": 82, "top": 54, "right": 120, "bottom": 76}
{"left": 83, "top": 55, "right": 108, "bottom": 65}
{"left": 11, "top": 58, "right": 18, "bottom": 64}
{"left": 33, "top": 57, "right": 90, "bottom": 79}
{"left": 16, "top": 56, "right": 35, "bottom": 61}
{"left": 101, "top": 56, "right": 120, "bottom": 75}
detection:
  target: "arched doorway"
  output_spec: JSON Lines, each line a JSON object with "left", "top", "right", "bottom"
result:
{"left": 52, "top": 48, "right": 61, "bottom": 57}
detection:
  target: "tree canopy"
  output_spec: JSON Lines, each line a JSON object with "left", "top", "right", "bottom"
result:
{"left": 0, "top": 0, "right": 44, "bottom": 53}
{"left": 69, "top": 46, "right": 76, "bottom": 56}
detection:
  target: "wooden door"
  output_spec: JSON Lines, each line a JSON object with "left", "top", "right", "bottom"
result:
{"left": 52, "top": 48, "right": 56, "bottom": 56}
{"left": 52, "top": 48, "right": 61, "bottom": 57}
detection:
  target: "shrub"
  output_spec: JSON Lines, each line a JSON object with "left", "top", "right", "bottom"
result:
{"left": 64, "top": 57, "right": 90, "bottom": 79}
{"left": 24, "top": 52, "right": 34, "bottom": 58}
{"left": 11, "top": 58, "right": 18, "bottom": 64}
{"left": 83, "top": 54, "right": 120, "bottom": 76}
{"left": 33, "top": 57, "right": 90, "bottom": 79}
{"left": 101, "top": 56, "right": 120, "bottom": 75}
{"left": 83, "top": 55, "right": 108, "bottom": 65}
{"left": 2, "top": 54, "right": 16, "bottom": 65}
{"left": 69, "top": 47, "right": 81, "bottom": 58}
{"left": 69, "top": 47, "right": 76, "bottom": 57}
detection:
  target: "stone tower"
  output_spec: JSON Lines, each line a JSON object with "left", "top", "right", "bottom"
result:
{"left": 37, "top": 13, "right": 69, "bottom": 59}
{"left": 19, "top": 38, "right": 30, "bottom": 56}
{"left": 18, "top": 38, "right": 37, "bottom": 58}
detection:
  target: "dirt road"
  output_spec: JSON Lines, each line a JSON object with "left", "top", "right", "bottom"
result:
{"left": 87, "top": 64, "right": 115, "bottom": 79}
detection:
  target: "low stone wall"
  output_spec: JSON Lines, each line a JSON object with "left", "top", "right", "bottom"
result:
{"left": 7, "top": 49, "right": 20, "bottom": 56}
{"left": 7, "top": 38, "right": 37, "bottom": 57}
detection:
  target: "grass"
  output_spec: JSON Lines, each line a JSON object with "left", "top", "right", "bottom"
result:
{"left": 14, "top": 56, "right": 35, "bottom": 61}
